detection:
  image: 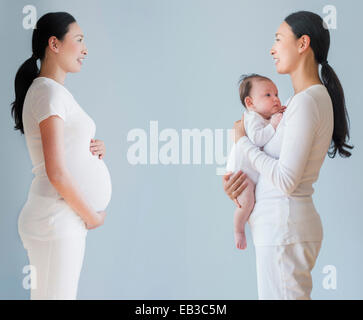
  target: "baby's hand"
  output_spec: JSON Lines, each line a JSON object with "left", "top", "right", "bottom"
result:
{"left": 270, "top": 112, "right": 283, "bottom": 129}
{"left": 279, "top": 105, "right": 287, "bottom": 113}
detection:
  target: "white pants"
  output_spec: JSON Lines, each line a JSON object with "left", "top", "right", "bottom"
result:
{"left": 21, "top": 234, "right": 87, "bottom": 300}
{"left": 255, "top": 241, "right": 322, "bottom": 300}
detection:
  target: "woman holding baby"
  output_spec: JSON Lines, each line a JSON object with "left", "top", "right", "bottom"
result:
{"left": 223, "top": 11, "right": 353, "bottom": 299}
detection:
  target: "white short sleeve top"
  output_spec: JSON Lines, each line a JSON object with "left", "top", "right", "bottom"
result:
{"left": 19, "top": 77, "right": 112, "bottom": 240}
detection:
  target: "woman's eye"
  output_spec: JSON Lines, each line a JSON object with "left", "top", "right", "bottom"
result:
{"left": 266, "top": 94, "right": 270, "bottom": 97}
{"left": 78, "top": 38, "right": 83, "bottom": 42}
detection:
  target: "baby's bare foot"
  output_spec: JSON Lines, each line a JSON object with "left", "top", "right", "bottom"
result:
{"left": 234, "top": 231, "right": 247, "bottom": 250}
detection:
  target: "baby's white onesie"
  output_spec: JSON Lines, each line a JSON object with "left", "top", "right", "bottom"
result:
{"left": 226, "top": 110, "right": 275, "bottom": 183}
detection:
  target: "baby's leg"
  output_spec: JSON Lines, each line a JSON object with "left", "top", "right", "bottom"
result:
{"left": 234, "top": 178, "right": 255, "bottom": 250}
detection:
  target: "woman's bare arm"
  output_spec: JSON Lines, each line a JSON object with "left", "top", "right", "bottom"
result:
{"left": 39, "top": 115, "right": 105, "bottom": 229}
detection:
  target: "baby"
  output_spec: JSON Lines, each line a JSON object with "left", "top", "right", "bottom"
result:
{"left": 226, "top": 74, "right": 286, "bottom": 250}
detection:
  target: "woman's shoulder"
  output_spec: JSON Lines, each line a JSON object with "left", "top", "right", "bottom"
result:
{"left": 29, "top": 77, "right": 73, "bottom": 102}
{"left": 290, "top": 84, "right": 330, "bottom": 107}
{"left": 284, "top": 84, "right": 333, "bottom": 126}
{"left": 24, "top": 77, "right": 74, "bottom": 119}
{"left": 287, "top": 84, "right": 332, "bottom": 115}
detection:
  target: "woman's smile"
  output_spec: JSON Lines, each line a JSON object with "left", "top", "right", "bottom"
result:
{"left": 77, "top": 57, "right": 85, "bottom": 65}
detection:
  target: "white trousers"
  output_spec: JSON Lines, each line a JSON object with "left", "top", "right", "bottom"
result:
{"left": 255, "top": 241, "right": 322, "bottom": 300}
{"left": 21, "top": 234, "right": 87, "bottom": 300}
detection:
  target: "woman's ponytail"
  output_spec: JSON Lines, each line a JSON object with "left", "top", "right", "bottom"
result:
{"left": 321, "top": 62, "right": 353, "bottom": 158}
{"left": 11, "top": 55, "right": 39, "bottom": 134}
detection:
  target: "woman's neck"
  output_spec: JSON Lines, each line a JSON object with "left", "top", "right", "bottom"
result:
{"left": 38, "top": 56, "right": 67, "bottom": 86}
{"left": 290, "top": 56, "right": 322, "bottom": 94}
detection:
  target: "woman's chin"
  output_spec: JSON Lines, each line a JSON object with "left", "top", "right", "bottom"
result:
{"left": 68, "top": 64, "right": 82, "bottom": 73}
{"left": 275, "top": 65, "right": 288, "bottom": 74}
{"left": 72, "top": 68, "right": 82, "bottom": 73}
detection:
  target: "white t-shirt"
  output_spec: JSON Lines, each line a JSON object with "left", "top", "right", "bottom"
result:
{"left": 18, "top": 77, "right": 112, "bottom": 240}
{"left": 225, "top": 110, "right": 275, "bottom": 184}
{"left": 236, "top": 84, "right": 333, "bottom": 246}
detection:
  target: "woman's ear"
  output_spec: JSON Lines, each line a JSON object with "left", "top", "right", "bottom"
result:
{"left": 48, "top": 36, "right": 60, "bottom": 54}
{"left": 298, "top": 35, "right": 311, "bottom": 53}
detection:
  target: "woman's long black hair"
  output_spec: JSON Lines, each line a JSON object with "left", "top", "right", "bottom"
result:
{"left": 285, "top": 11, "right": 353, "bottom": 158}
{"left": 11, "top": 12, "right": 76, "bottom": 134}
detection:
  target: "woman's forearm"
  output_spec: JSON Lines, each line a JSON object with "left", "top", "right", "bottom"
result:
{"left": 47, "top": 168, "right": 98, "bottom": 225}
{"left": 235, "top": 94, "right": 319, "bottom": 195}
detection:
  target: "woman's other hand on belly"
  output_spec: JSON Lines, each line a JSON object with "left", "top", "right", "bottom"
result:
{"left": 90, "top": 138, "right": 106, "bottom": 159}
{"left": 85, "top": 210, "right": 107, "bottom": 230}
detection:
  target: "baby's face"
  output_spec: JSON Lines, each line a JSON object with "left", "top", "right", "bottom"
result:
{"left": 247, "top": 80, "right": 281, "bottom": 119}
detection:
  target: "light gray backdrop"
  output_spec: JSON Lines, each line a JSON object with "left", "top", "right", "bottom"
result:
{"left": 0, "top": 0, "right": 361, "bottom": 299}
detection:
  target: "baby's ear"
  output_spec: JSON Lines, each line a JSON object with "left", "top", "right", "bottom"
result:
{"left": 244, "top": 96, "right": 253, "bottom": 108}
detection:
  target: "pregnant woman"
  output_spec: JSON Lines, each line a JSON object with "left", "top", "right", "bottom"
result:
{"left": 223, "top": 11, "right": 353, "bottom": 299}
{"left": 11, "top": 12, "right": 112, "bottom": 299}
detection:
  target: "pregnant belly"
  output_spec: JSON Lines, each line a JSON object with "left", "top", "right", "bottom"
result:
{"left": 66, "top": 153, "right": 112, "bottom": 211}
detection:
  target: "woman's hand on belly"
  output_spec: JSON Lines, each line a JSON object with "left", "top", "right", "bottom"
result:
{"left": 223, "top": 171, "right": 248, "bottom": 208}
{"left": 85, "top": 210, "right": 107, "bottom": 230}
{"left": 90, "top": 138, "right": 106, "bottom": 159}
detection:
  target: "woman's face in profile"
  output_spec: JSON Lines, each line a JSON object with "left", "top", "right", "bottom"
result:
{"left": 56, "top": 22, "right": 88, "bottom": 74}
{"left": 270, "top": 21, "right": 300, "bottom": 74}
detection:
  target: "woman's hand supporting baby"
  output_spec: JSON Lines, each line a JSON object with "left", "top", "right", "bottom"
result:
{"left": 222, "top": 114, "right": 248, "bottom": 207}
{"left": 233, "top": 113, "right": 247, "bottom": 143}
{"left": 223, "top": 171, "right": 248, "bottom": 208}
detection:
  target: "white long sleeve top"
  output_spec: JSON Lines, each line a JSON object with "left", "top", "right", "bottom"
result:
{"left": 244, "top": 110, "right": 275, "bottom": 147}
{"left": 236, "top": 84, "right": 334, "bottom": 245}
{"left": 225, "top": 110, "right": 275, "bottom": 183}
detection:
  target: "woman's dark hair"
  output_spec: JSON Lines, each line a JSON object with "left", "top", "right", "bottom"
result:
{"left": 11, "top": 12, "right": 76, "bottom": 134}
{"left": 285, "top": 11, "right": 353, "bottom": 158}
{"left": 238, "top": 73, "right": 272, "bottom": 108}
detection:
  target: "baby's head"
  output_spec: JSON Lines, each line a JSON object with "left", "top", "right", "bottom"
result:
{"left": 239, "top": 74, "right": 282, "bottom": 119}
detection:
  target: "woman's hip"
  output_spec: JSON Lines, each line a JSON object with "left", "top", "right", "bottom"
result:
{"left": 18, "top": 196, "right": 88, "bottom": 241}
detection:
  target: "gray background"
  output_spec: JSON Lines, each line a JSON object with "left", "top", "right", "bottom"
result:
{"left": 0, "top": 0, "right": 361, "bottom": 299}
